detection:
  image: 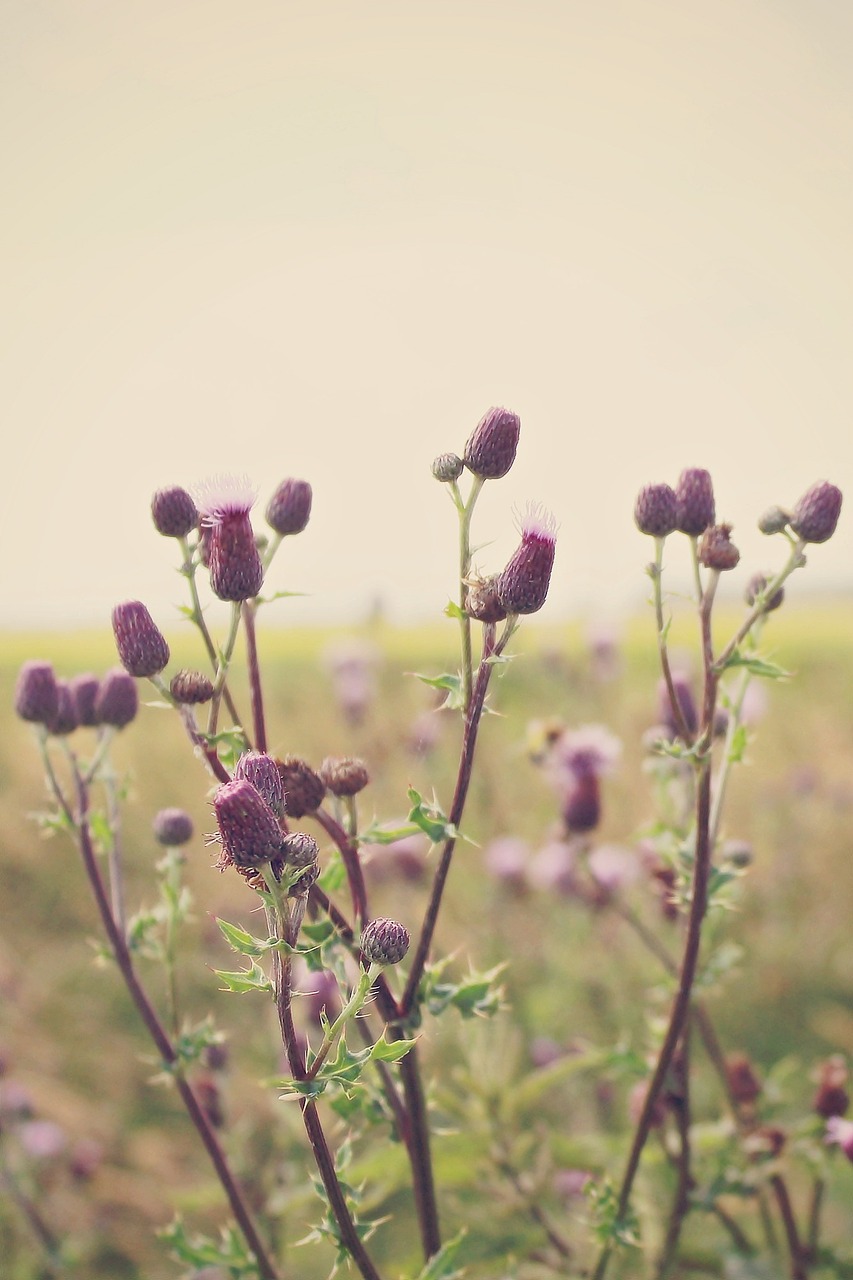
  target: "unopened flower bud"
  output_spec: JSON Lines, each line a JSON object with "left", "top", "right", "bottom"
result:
{"left": 675, "top": 468, "right": 715, "bottom": 536}
{"left": 496, "top": 504, "right": 557, "bottom": 616}
{"left": 153, "top": 808, "right": 194, "bottom": 847}
{"left": 432, "top": 452, "right": 464, "bottom": 483}
{"left": 235, "top": 751, "right": 284, "bottom": 816}
{"left": 265, "top": 478, "right": 312, "bottom": 536}
{"left": 95, "top": 668, "right": 139, "bottom": 728}
{"left": 562, "top": 772, "right": 600, "bottom": 834}
{"left": 634, "top": 483, "right": 678, "bottom": 537}
{"left": 196, "top": 478, "right": 264, "bottom": 602}
{"left": 814, "top": 1056, "right": 849, "bottom": 1119}
{"left": 213, "top": 779, "right": 283, "bottom": 868}
{"left": 360, "top": 917, "right": 410, "bottom": 966}
{"left": 698, "top": 523, "right": 740, "bottom": 571}
{"left": 463, "top": 407, "right": 521, "bottom": 479}
{"left": 276, "top": 756, "right": 326, "bottom": 818}
{"left": 466, "top": 575, "right": 508, "bottom": 624}
{"left": 725, "top": 1053, "right": 762, "bottom": 1106}
{"left": 46, "top": 681, "right": 78, "bottom": 736}
{"left": 170, "top": 669, "right": 215, "bottom": 704}
{"left": 745, "top": 572, "right": 784, "bottom": 613}
{"left": 657, "top": 674, "right": 698, "bottom": 739}
{"left": 69, "top": 674, "right": 100, "bottom": 726}
{"left": 319, "top": 757, "right": 370, "bottom": 797}
{"left": 758, "top": 505, "right": 791, "bottom": 535}
{"left": 14, "top": 661, "right": 59, "bottom": 725}
{"left": 151, "top": 486, "right": 198, "bottom": 538}
{"left": 790, "top": 480, "right": 842, "bottom": 544}
{"left": 282, "top": 831, "right": 319, "bottom": 868}
{"left": 112, "top": 601, "right": 170, "bottom": 678}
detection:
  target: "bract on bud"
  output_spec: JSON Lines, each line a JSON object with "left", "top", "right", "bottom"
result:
{"left": 265, "top": 478, "right": 313, "bottom": 537}
{"left": 276, "top": 756, "right": 326, "bottom": 818}
{"left": 675, "top": 468, "right": 715, "bottom": 536}
{"left": 282, "top": 831, "right": 319, "bottom": 869}
{"left": 758, "top": 505, "right": 791, "bottom": 535}
{"left": 213, "top": 779, "right": 283, "bottom": 869}
{"left": 466, "top": 575, "right": 508, "bottom": 624}
{"left": 95, "top": 668, "right": 139, "bottom": 728}
{"left": 69, "top": 674, "right": 99, "bottom": 726}
{"left": 496, "top": 504, "right": 557, "bottom": 616}
{"left": 288, "top": 862, "right": 320, "bottom": 897}
{"left": 14, "top": 661, "right": 59, "bottom": 725}
{"left": 112, "top": 601, "right": 170, "bottom": 678}
{"left": 235, "top": 751, "right": 285, "bottom": 816}
{"left": 790, "top": 480, "right": 842, "bottom": 544}
{"left": 698, "top": 523, "right": 740, "bottom": 571}
{"left": 196, "top": 477, "right": 264, "bottom": 602}
{"left": 170, "top": 669, "right": 215, "bottom": 704}
{"left": 360, "top": 917, "right": 410, "bottom": 966}
{"left": 463, "top": 407, "right": 521, "bottom": 479}
{"left": 46, "top": 682, "right": 78, "bottom": 736}
{"left": 745, "top": 572, "right": 784, "bottom": 613}
{"left": 151, "top": 486, "right": 198, "bottom": 538}
{"left": 432, "top": 452, "right": 464, "bottom": 483}
{"left": 319, "top": 756, "right": 370, "bottom": 797}
{"left": 634, "top": 483, "right": 678, "bottom": 537}
{"left": 153, "top": 808, "right": 194, "bottom": 847}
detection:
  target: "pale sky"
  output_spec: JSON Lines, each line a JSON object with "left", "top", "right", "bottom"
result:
{"left": 2, "top": 0, "right": 852, "bottom": 631}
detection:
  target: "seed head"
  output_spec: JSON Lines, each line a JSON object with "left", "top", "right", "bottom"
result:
{"left": 463, "top": 407, "right": 521, "bottom": 480}
{"left": 698, "top": 523, "right": 740, "bottom": 572}
{"left": 234, "top": 751, "right": 285, "bottom": 816}
{"left": 151, "top": 486, "right": 198, "bottom": 538}
{"left": 213, "top": 779, "right": 283, "bottom": 869}
{"left": 14, "top": 660, "right": 59, "bottom": 725}
{"left": 196, "top": 476, "right": 264, "bottom": 602}
{"left": 95, "top": 668, "right": 139, "bottom": 728}
{"left": 112, "top": 601, "right": 170, "bottom": 678}
{"left": 360, "top": 917, "right": 410, "bottom": 967}
{"left": 745, "top": 572, "right": 784, "bottom": 613}
{"left": 46, "top": 681, "right": 79, "bottom": 736}
{"left": 432, "top": 452, "right": 464, "bottom": 483}
{"left": 496, "top": 504, "right": 557, "bottom": 616}
{"left": 153, "top": 808, "right": 194, "bottom": 847}
{"left": 170, "top": 669, "right": 215, "bottom": 704}
{"left": 276, "top": 756, "right": 326, "bottom": 818}
{"left": 758, "top": 505, "right": 791, "bottom": 535}
{"left": 282, "top": 831, "right": 319, "bottom": 869}
{"left": 319, "top": 756, "right": 370, "bottom": 797}
{"left": 675, "top": 468, "right": 715, "bottom": 536}
{"left": 790, "top": 480, "right": 842, "bottom": 544}
{"left": 265, "top": 478, "right": 313, "bottom": 537}
{"left": 69, "top": 674, "right": 100, "bottom": 726}
{"left": 634, "top": 483, "right": 678, "bottom": 537}
{"left": 466, "top": 575, "right": 508, "bottom": 624}
{"left": 814, "top": 1056, "right": 849, "bottom": 1120}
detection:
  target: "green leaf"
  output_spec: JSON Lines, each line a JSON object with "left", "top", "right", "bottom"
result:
{"left": 422, "top": 962, "right": 507, "bottom": 1019}
{"left": 720, "top": 649, "right": 790, "bottom": 680}
{"left": 727, "top": 722, "right": 749, "bottom": 764}
{"left": 213, "top": 959, "right": 273, "bottom": 995}
{"left": 411, "top": 1229, "right": 468, "bottom": 1280}
{"left": 369, "top": 1031, "right": 418, "bottom": 1064}
{"left": 318, "top": 848, "right": 347, "bottom": 894}
{"left": 407, "top": 787, "right": 456, "bottom": 843}
{"left": 412, "top": 670, "right": 465, "bottom": 711}
{"left": 216, "top": 918, "right": 269, "bottom": 956}
{"left": 358, "top": 818, "right": 423, "bottom": 846}
{"left": 444, "top": 600, "right": 466, "bottom": 620}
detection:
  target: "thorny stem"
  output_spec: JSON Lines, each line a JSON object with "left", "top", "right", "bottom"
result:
{"left": 102, "top": 764, "right": 127, "bottom": 937}
{"left": 148, "top": 673, "right": 233, "bottom": 784}
{"left": 312, "top": 807, "right": 369, "bottom": 929}
{"left": 305, "top": 963, "right": 381, "bottom": 1081}
{"left": 208, "top": 601, "right": 243, "bottom": 736}
{"left": 241, "top": 601, "right": 267, "bottom": 752}
{"left": 179, "top": 535, "right": 244, "bottom": 732}
{"left": 713, "top": 537, "right": 806, "bottom": 675}
{"left": 0, "top": 1153, "right": 65, "bottom": 1274}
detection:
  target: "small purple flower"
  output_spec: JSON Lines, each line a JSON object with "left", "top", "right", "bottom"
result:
{"left": 588, "top": 844, "right": 640, "bottom": 893}
{"left": 265, "top": 478, "right": 312, "bottom": 537}
{"left": 152, "top": 808, "right": 194, "bottom": 847}
{"left": 496, "top": 504, "right": 557, "bottom": 616}
{"left": 548, "top": 724, "right": 622, "bottom": 787}
{"left": 675, "top": 468, "right": 715, "bottom": 536}
{"left": 790, "top": 480, "right": 842, "bottom": 544}
{"left": 213, "top": 779, "right": 283, "bottom": 869}
{"left": 112, "top": 601, "right": 170, "bottom": 678}
{"left": 562, "top": 772, "right": 600, "bottom": 834}
{"left": 95, "top": 668, "right": 139, "bottom": 728}
{"left": 528, "top": 839, "right": 578, "bottom": 895}
{"left": 483, "top": 837, "right": 530, "bottom": 890}
{"left": 46, "top": 681, "right": 79, "bottom": 736}
{"left": 14, "top": 661, "right": 59, "bottom": 725}
{"left": 826, "top": 1116, "right": 853, "bottom": 1161}
{"left": 196, "top": 476, "right": 264, "bottom": 602}
{"left": 69, "top": 673, "right": 100, "bottom": 726}
{"left": 463, "top": 407, "right": 521, "bottom": 479}
{"left": 235, "top": 751, "right": 285, "bottom": 816}
{"left": 151, "top": 486, "right": 198, "bottom": 538}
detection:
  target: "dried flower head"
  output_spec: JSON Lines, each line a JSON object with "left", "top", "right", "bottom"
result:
{"left": 790, "top": 480, "right": 842, "bottom": 544}
{"left": 170, "top": 669, "right": 215, "bottom": 704}
{"left": 153, "top": 808, "right": 194, "bottom": 847}
{"left": 69, "top": 674, "right": 100, "bottom": 726}
{"left": 213, "top": 779, "right": 283, "bottom": 869}
{"left": 195, "top": 476, "right": 264, "bottom": 602}
{"left": 318, "top": 756, "right": 370, "bottom": 797}
{"left": 265, "top": 478, "right": 313, "bottom": 537}
{"left": 675, "top": 468, "right": 715, "bottom": 536}
{"left": 496, "top": 504, "right": 557, "bottom": 616}
{"left": 360, "top": 917, "right": 411, "bottom": 967}
{"left": 111, "top": 601, "right": 170, "bottom": 678}
{"left": 432, "top": 452, "right": 464, "bottom": 483}
{"left": 234, "top": 751, "right": 285, "bottom": 816}
{"left": 466, "top": 575, "right": 508, "bottom": 624}
{"left": 745, "top": 572, "right": 784, "bottom": 613}
{"left": 698, "top": 523, "right": 740, "bottom": 572}
{"left": 634, "top": 483, "right": 678, "bottom": 537}
{"left": 95, "top": 668, "right": 139, "bottom": 728}
{"left": 14, "top": 660, "right": 59, "bottom": 725}
{"left": 276, "top": 756, "right": 326, "bottom": 818}
{"left": 281, "top": 831, "right": 319, "bottom": 869}
{"left": 463, "top": 407, "right": 521, "bottom": 479}
{"left": 151, "top": 486, "right": 198, "bottom": 538}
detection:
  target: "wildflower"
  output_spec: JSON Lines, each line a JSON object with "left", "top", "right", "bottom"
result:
{"left": 562, "top": 772, "right": 600, "bottom": 834}
{"left": 814, "top": 1056, "right": 849, "bottom": 1119}
{"left": 432, "top": 452, "right": 464, "bottom": 483}
{"left": 463, "top": 407, "right": 521, "bottom": 479}
{"left": 46, "top": 682, "right": 78, "bottom": 736}
{"left": 213, "top": 779, "right": 283, "bottom": 869}
{"left": 699, "top": 523, "right": 740, "bottom": 571}
{"left": 548, "top": 724, "right": 622, "bottom": 788}
{"left": 69, "top": 673, "right": 100, "bottom": 726}
{"left": 111, "top": 601, "right": 170, "bottom": 678}
{"left": 14, "top": 660, "right": 59, "bottom": 725}
{"left": 634, "top": 483, "right": 678, "bottom": 537}
{"left": 826, "top": 1116, "right": 853, "bottom": 1161}
{"left": 95, "top": 668, "right": 139, "bottom": 728}
{"left": 319, "top": 756, "right": 370, "bottom": 797}
{"left": 235, "top": 751, "right": 285, "bottom": 816}
{"left": 496, "top": 504, "right": 557, "bottom": 616}
{"left": 152, "top": 808, "right": 194, "bottom": 847}
{"left": 528, "top": 838, "right": 578, "bottom": 895}
{"left": 588, "top": 844, "right": 640, "bottom": 893}
{"left": 265, "top": 478, "right": 313, "bottom": 537}
{"left": 360, "top": 918, "right": 410, "bottom": 967}
{"left": 675, "top": 467, "right": 715, "bottom": 536}
{"left": 151, "top": 485, "right": 198, "bottom": 538}
{"left": 483, "top": 837, "right": 530, "bottom": 890}
{"left": 196, "top": 476, "right": 263, "bottom": 602}
{"left": 170, "top": 669, "right": 215, "bottom": 704}
{"left": 276, "top": 756, "right": 326, "bottom": 818}
{"left": 790, "top": 480, "right": 842, "bottom": 544}
{"left": 281, "top": 831, "right": 319, "bottom": 869}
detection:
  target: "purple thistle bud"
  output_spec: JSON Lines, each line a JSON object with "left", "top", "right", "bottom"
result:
{"left": 151, "top": 486, "right": 198, "bottom": 538}
{"left": 234, "top": 751, "right": 285, "bottom": 816}
{"left": 318, "top": 756, "right": 370, "bottom": 797}
{"left": 213, "top": 779, "right": 283, "bottom": 869}
{"left": 69, "top": 674, "right": 100, "bottom": 726}
{"left": 790, "top": 480, "right": 842, "bottom": 544}
{"left": 265, "top": 478, "right": 313, "bottom": 537}
{"left": 675, "top": 468, "right": 715, "bottom": 536}
{"left": 301, "top": 968, "right": 341, "bottom": 1025}
{"left": 46, "top": 681, "right": 78, "bottom": 736}
{"left": 745, "top": 572, "right": 784, "bottom": 613}
{"left": 432, "top": 452, "right": 464, "bottom": 483}
{"left": 95, "top": 668, "right": 139, "bottom": 728}
{"left": 170, "top": 669, "right": 215, "bottom": 704}
{"left": 196, "top": 477, "right": 264, "bottom": 602}
{"left": 276, "top": 756, "right": 326, "bottom": 818}
{"left": 152, "top": 808, "right": 194, "bottom": 846}
{"left": 463, "top": 407, "right": 521, "bottom": 480}
{"left": 282, "top": 831, "right": 319, "bottom": 869}
{"left": 698, "top": 523, "right": 740, "bottom": 571}
{"left": 657, "top": 672, "right": 698, "bottom": 739}
{"left": 562, "top": 771, "right": 600, "bottom": 834}
{"left": 14, "top": 660, "right": 59, "bottom": 725}
{"left": 112, "top": 601, "right": 170, "bottom": 678}
{"left": 634, "top": 483, "right": 678, "bottom": 537}
{"left": 496, "top": 504, "right": 557, "bottom": 616}
{"left": 360, "top": 917, "right": 410, "bottom": 967}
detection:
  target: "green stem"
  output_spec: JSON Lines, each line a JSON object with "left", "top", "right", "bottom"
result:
{"left": 208, "top": 601, "right": 243, "bottom": 736}
{"left": 653, "top": 536, "right": 694, "bottom": 743}
{"left": 305, "top": 963, "right": 382, "bottom": 1081}
{"left": 179, "top": 536, "right": 244, "bottom": 733}
{"left": 455, "top": 474, "right": 485, "bottom": 713}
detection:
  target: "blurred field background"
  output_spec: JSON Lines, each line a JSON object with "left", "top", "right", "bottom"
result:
{"left": 2, "top": 601, "right": 853, "bottom": 1277}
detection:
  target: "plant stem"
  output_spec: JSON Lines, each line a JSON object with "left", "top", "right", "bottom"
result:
{"left": 179, "top": 535, "right": 244, "bottom": 732}
{"left": 652, "top": 537, "right": 694, "bottom": 744}
{"left": 0, "top": 1154, "right": 66, "bottom": 1274}
{"left": 770, "top": 1175, "right": 806, "bottom": 1280}
{"left": 208, "top": 601, "right": 243, "bottom": 736}
{"left": 241, "top": 601, "right": 267, "bottom": 752}
{"left": 305, "top": 964, "right": 380, "bottom": 1081}
{"left": 453, "top": 474, "right": 484, "bottom": 713}
{"left": 312, "top": 807, "right": 369, "bottom": 929}
{"left": 656, "top": 1034, "right": 693, "bottom": 1278}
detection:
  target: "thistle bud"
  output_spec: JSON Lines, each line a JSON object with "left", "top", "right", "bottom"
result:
{"left": 14, "top": 661, "right": 59, "bottom": 725}
{"left": 758, "top": 505, "right": 791, "bottom": 535}
{"left": 675, "top": 468, "right": 715, "bottom": 536}
{"left": 46, "top": 681, "right": 79, "bottom": 736}
{"left": 235, "top": 751, "right": 285, "bottom": 816}
{"left": 698, "top": 523, "right": 740, "bottom": 571}
{"left": 213, "top": 779, "right": 283, "bottom": 869}
{"left": 496, "top": 504, "right": 557, "bottom": 616}
{"left": 69, "top": 674, "right": 100, "bottom": 726}
{"left": 318, "top": 756, "right": 370, "bottom": 797}
{"left": 813, "top": 1056, "right": 849, "bottom": 1120}
{"left": 657, "top": 674, "right": 698, "bottom": 739}
{"left": 466, "top": 575, "right": 508, "bottom": 624}
{"left": 151, "top": 486, "right": 198, "bottom": 538}
{"left": 111, "top": 601, "right": 170, "bottom": 678}
{"left": 152, "top": 808, "right": 194, "bottom": 847}
{"left": 95, "top": 668, "right": 139, "bottom": 728}
{"left": 282, "top": 831, "right": 319, "bottom": 869}
{"left": 634, "top": 483, "right": 678, "bottom": 537}
{"left": 562, "top": 771, "right": 600, "bottom": 834}
{"left": 360, "top": 917, "right": 410, "bottom": 967}
{"left": 745, "top": 572, "right": 784, "bottom": 613}
{"left": 432, "top": 452, "right": 464, "bottom": 483}
{"left": 725, "top": 1053, "right": 762, "bottom": 1106}
{"left": 265, "top": 478, "right": 312, "bottom": 537}
{"left": 170, "top": 669, "right": 215, "bottom": 705}
{"left": 790, "top": 480, "right": 842, "bottom": 544}
{"left": 196, "top": 478, "right": 264, "bottom": 602}
{"left": 276, "top": 756, "right": 326, "bottom": 818}
{"left": 463, "top": 407, "right": 521, "bottom": 480}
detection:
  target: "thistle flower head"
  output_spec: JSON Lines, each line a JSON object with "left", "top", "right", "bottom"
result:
{"left": 318, "top": 756, "right": 370, "bottom": 797}
{"left": 634, "top": 483, "right": 678, "bottom": 537}
{"left": 790, "top": 480, "right": 842, "bottom": 544}
{"left": 95, "top": 668, "right": 138, "bottom": 728}
{"left": 151, "top": 486, "right": 198, "bottom": 538}
{"left": 212, "top": 779, "right": 283, "bottom": 869}
{"left": 496, "top": 503, "right": 557, "bottom": 616}
{"left": 561, "top": 771, "right": 600, "bottom": 834}
{"left": 675, "top": 468, "right": 715, "bottom": 536}
{"left": 152, "top": 808, "right": 194, "bottom": 847}
{"left": 170, "top": 669, "right": 215, "bottom": 704}
{"left": 825, "top": 1116, "right": 853, "bottom": 1161}
{"left": 549, "top": 724, "right": 622, "bottom": 783}
{"left": 69, "top": 674, "right": 100, "bottom": 726}
{"left": 725, "top": 1053, "right": 763, "bottom": 1105}
{"left": 194, "top": 474, "right": 257, "bottom": 527}
{"left": 360, "top": 917, "right": 410, "bottom": 967}
{"left": 111, "top": 601, "right": 170, "bottom": 678}
{"left": 813, "top": 1056, "right": 849, "bottom": 1120}
{"left": 234, "top": 751, "right": 285, "bottom": 816}
{"left": 265, "top": 478, "right": 313, "bottom": 537}
{"left": 276, "top": 756, "right": 326, "bottom": 818}
{"left": 463, "top": 407, "right": 521, "bottom": 479}
{"left": 46, "top": 681, "right": 78, "bottom": 736}
{"left": 14, "top": 660, "right": 59, "bottom": 725}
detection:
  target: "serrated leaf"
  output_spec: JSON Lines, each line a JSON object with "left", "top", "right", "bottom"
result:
{"left": 720, "top": 650, "right": 790, "bottom": 680}
{"left": 318, "top": 849, "right": 347, "bottom": 893}
{"left": 370, "top": 1031, "right": 417, "bottom": 1064}
{"left": 412, "top": 669, "right": 465, "bottom": 711}
{"left": 255, "top": 589, "right": 308, "bottom": 605}
{"left": 407, "top": 787, "right": 455, "bottom": 843}
{"left": 412, "top": 1229, "right": 468, "bottom": 1279}
{"left": 444, "top": 600, "right": 466, "bottom": 620}
{"left": 214, "top": 959, "right": 273, "bottom": 995}
{"left": 358, "top": 819, "right": 423, "bottom": 846}
{"left": 216, "top": 918, "right": 268, "bottom": 956}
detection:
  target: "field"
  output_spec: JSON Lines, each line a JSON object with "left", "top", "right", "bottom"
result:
{"left": 2, "top": 603, "right": 853, "bottom": 1278}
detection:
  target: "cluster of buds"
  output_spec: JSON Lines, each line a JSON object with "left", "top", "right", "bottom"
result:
{"left": 635, "top": 468, "right": 743, "bottom": 571}
{"left": 15, "top": 659, "right": 139, "bottom": 733}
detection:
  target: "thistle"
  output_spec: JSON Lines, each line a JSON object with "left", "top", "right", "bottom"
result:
{"left": 213, "top": 779, "right": 283, "bottom": 869}
{"left": 196, "top": 476, "right": 264, "bottom": 602}
{"left": 463, "top": 407, "right": 521, "bottom": 479}
{"left": 360, "top": 918, "right": 411, "bottom": 967}
{"left": 496, "top": 504, "right": 557, "bottom": 616}
{"left": 790, "top": 480, "right": 843, "bottom": 544}
{"left": 265, "top": 478, "right": 313, "bottom": 537}
{"left": 152, "top": 808, "right": 194, "bottom": 847}
{"left": 111, "top": 601, "right": 171, "bottom": 678}
{"left": 675, "top": 467, "right": 715, "bottom": 536}
{"left": 151, "top": 486, "right": 198, "bottom": 539}
{"left": 94, "top": 669, "right": 139, "bottom": 728}
{"left": 14, "top": 660, "right": 59, "bottom": 725}
{"left": 634, "top": 483, "right": 678, "bottom": 537}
